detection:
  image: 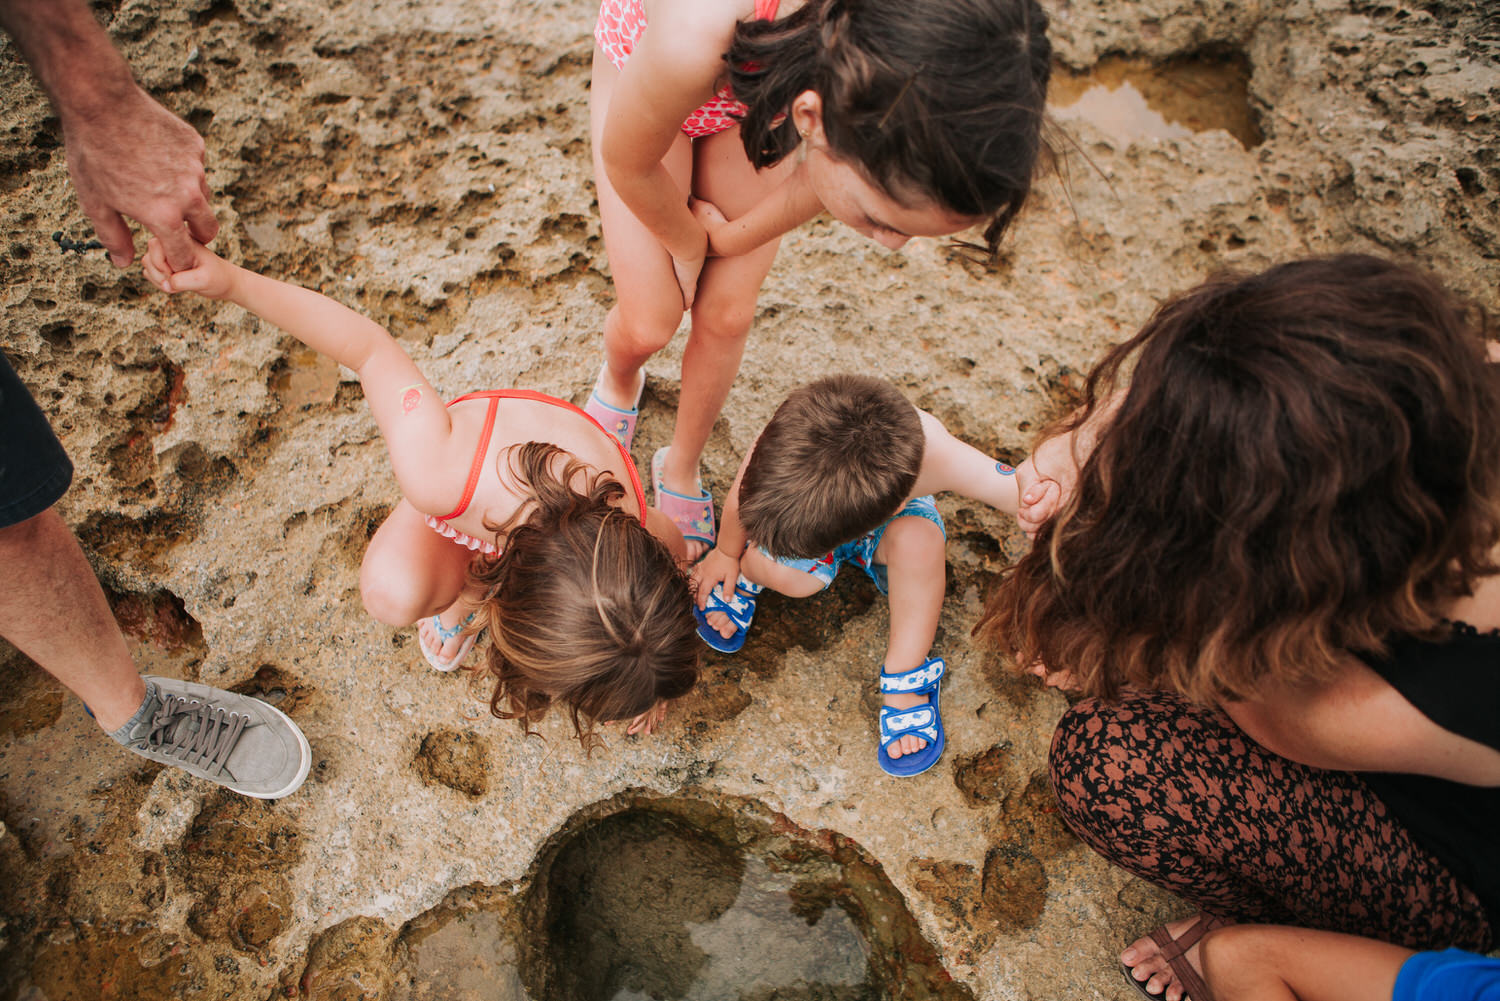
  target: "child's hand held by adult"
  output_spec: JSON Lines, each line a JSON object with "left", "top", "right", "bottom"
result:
{"left": 140, "top": 237, "right": 234, "bottom": 299}
{"left": 1016, "top": 475, "right": 1061, "bottom": 538}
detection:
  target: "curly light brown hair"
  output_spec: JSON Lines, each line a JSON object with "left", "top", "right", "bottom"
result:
{"left": 467, "top": 442, "right": 700, "bottom": 749}
{"left": 977, "top": 255, "right": 1500, "bottom": 704}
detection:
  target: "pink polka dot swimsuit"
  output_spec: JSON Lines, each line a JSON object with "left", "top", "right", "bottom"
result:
{"left": 594, "top": 0, "right": 782, "bottom": 138}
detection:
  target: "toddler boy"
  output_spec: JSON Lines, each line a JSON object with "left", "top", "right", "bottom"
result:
{"left": 693, "top": 375, "right": 1021, "bottom": 776}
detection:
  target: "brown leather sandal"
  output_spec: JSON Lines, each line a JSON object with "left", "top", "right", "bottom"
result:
{"left": 1119, "top": 914, "right": 1228, "bottom": 1001}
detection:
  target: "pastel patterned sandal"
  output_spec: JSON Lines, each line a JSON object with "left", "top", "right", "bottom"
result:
{"left": 877, "top": 656, "right": 946, "bottom": 777}
{"left": 583, "top": 365, "right": 644, "bottom": 451}
{"left": 652, "top": 446, "right": 715, "bottom": 553}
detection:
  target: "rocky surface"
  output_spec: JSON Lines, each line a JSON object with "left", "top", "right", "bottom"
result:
{"left": 0, "top": 0, "right": 1496, "bottom": 997}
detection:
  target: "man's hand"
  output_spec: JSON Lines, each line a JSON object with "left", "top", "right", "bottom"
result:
{"left": 62, "top": 84, "right": 217, "bottom": 270}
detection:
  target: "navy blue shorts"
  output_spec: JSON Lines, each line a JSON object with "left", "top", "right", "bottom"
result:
{"left": 0, "top": 352, "right": 72, "bottom": 528}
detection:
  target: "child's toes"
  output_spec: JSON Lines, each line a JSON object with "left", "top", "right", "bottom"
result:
{"left": 706, "top": 610, "right": 734, "bottom": 639}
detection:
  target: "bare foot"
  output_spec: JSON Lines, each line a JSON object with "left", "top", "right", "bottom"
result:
{"left": 704, "top": 607, "right": 734, "bottom": 640}
{"left": 882, "top": 689, "right": 929, "bottom": 759}
{"left": 1120, "top": 914, "right": 1230, "bottom": 1001}
{"left": 417, "top": 601, "right": 476, "bottom": 669}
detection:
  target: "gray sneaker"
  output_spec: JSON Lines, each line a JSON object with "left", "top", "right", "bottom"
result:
{"left": 108, "top": 676, "right": 312, "bottom": 799}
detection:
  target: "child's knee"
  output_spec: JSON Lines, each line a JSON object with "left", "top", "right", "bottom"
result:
{"left": 359, "top": 560, "right": 424, "bottom": 626}
{"left": 876, "top": 515, "right": 945, "bottom": 571}
{"left": 770, "top": 568, "right": 828, "bottom": 599}
{"left": 608, "top": 303, "right": 679, "bottom": 356}
{"left": 689, "top": 293, "right": 756, "bottom": 341}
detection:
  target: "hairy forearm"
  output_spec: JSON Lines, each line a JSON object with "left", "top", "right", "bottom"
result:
{"left": 1, "top": 0, "right": 137, "bottom": 119}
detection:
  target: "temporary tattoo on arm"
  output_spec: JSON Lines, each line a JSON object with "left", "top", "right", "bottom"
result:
{"left": 996, "top": 461, "right": 1015, "bottom": 475}
{"left": 400, "top": 385, "right": 423, "bottom": 414}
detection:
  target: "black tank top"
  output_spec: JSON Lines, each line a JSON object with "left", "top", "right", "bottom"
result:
{"left": 1358, "top": 622, "right": 1500, "bottom": 927}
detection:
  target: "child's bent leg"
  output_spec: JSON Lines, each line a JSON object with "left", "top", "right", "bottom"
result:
{"left": 871, "top": 513, "right": 946, "bottom": 759}
{"left": 589, "top": 48, "right": 694, "bottom": 412}
{"left": 360, "top": 499, "right": 475, "bottom": 659}
{"left": 657, "top": 134, "right": 797, "bottom": 513}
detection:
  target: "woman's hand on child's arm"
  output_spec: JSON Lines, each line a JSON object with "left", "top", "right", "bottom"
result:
{"left": 142, "top": 236, "right": 236, "bottom": 299}
{"left": 1014, "top": 461, "right": 1062, "bottom": 538}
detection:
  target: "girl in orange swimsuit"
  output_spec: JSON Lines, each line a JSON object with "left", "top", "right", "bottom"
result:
{"left": 585, "top": 0, "right": 1052, "bottom": 562}
{"left": 143, "top": 238, "right": 699, "bottom": 743}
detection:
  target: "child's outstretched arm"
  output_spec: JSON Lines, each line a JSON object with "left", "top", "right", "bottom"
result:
{"left": 142, "top": 239, "right": 468, "bottom": 516}
{"left": 910, "top": 411, "right": 1022, "bottom": 517}
{"left": 690, "top": 177, "right": 823, "bottom": 259}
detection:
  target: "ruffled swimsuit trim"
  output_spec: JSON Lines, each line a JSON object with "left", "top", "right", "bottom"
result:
{"left": 423, "top": 389, "right": 649, "bottom": 554}
{"left": 594, "top": 0, "right": 782, "bottom": 138}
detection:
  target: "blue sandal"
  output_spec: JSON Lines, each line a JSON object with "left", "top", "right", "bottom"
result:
{"left": 877, "top": 657, "right": 946, "bottom": 777}
{"left": 693, "top": 576, "right": 763, "bottom": 653}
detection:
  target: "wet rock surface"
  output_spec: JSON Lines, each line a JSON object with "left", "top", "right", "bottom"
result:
{"left": 1, "top": 0, "right": 1498, "bottom": 997}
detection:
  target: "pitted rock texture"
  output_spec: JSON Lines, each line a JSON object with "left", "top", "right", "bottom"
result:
{"left": 2, "top": 0, "right": 1498, "bottom": 998}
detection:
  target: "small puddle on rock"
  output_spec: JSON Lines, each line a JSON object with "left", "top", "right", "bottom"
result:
{"left": 1049, "top": 52, "right": 1263, "bottom": 148}
{"left": 384, "top": 797, "right": 971, "bottom": 1001}
{"left": 526, "top": 799, "right": 970, "bottom": 1001}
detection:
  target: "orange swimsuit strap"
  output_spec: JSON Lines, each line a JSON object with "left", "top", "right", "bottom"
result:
{"left": 433, "top": 389, "right": 648, "bottom": 525}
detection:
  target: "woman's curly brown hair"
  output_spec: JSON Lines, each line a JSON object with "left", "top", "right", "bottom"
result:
{"left": 466, "top": 442, "right": 699, "bottom": 750}
{"left": 977, "top": 254, "right": 1500, "bottom": 704}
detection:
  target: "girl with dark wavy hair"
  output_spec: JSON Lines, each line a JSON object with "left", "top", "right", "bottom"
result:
{"left": 143, "top": 237, "right": 700, "bottom": 745}
{"left": 584, "top": 0, "right": 1051, "bottom": 561}
{"left": 978, "top": 255, "right": 1500, "bottom": 1001}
